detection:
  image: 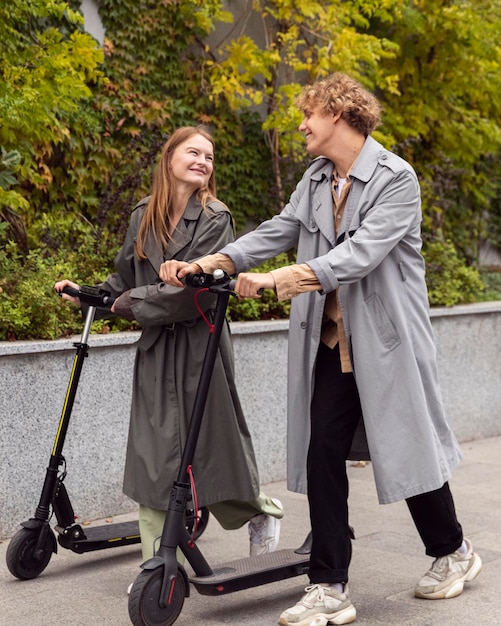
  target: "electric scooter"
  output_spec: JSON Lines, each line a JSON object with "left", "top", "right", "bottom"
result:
{"left": 6, "top": 285, "right": 208, "bottom": 581}
{"left": 128, "top": 271, "right": 311, "bottom": 626}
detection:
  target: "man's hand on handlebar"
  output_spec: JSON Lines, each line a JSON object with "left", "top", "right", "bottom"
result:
{"left": 159, "top": 260, "right": 203, "bottom": 286}
{"left": 54, "top": 279, "right": 81, "bottom": 305}
{"left": 233, "top": 272, "right": 276, "bottom": 298}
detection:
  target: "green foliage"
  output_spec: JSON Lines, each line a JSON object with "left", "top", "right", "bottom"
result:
{"left": 0, "top": 0, "right": 277, "bottom": 341}
{"left": 0, "top": 241, "right": 138, "bottom": 341}
{"left": 423, "top": 238, "right": 485, "bottom": 307}
{"left": 1, "top": 0, "right": 500, "bottom": 341}
{"left": 0, "top": 243, "right": 78, "bottom": 340}
{"left": 0, "top": 0, "right": 105, "bottom": 254}
{"left": 67, "top": 0, "right": 276, "bottom": 248}
{"left": 227, "top": 253, "right": 292, "bottom": 321}
{"left": 478, "top": 268, "right": 501, "bottom": 303}
{"left": 371, "top": 0, "right": 501, "bottom": 260}
{"left": 205, "top": 0, "right": 401, "bottom": 208}
{"left": 0, "top": 148, "right": 22, "bottom": 191}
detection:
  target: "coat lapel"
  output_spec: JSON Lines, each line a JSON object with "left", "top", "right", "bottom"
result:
{"left": 146, "top": 194, "right": 205, "bottom": 269}
{"left": 309, "top": 160, "right": 336, "bottom": 246}
{"left": 338, "top": 136, "right": 381, "bottom": 240}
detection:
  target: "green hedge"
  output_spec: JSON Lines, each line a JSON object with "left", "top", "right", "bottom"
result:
{"left": 2, "top": 240, "right": 497, "bottom": 342}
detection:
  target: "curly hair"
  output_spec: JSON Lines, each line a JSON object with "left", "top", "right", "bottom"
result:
{"left": 296, "top": 72, "right": 381, "bottom": 136}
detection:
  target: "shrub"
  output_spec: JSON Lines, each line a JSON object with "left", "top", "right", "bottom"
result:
{"left": 0, "top": 243, "right": 138, "bottom": 341}
{"left": 423, "top": 238, "right": 485, "bottom": 307}
{"left": 226, "top": 253, "right": 292, "bottom": 322}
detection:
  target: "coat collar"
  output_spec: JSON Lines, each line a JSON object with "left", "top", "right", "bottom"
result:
{"left": 308, "top": 135, "right": 384, "bottom": 184}
{"left": 306, "top": 136, "right": 385, "bottom": 243}
{"left": 142, "top": 193, "right": 205, "bottom": 274}
{"left": 349, "top": 136, "right": 384, "bottom": 183}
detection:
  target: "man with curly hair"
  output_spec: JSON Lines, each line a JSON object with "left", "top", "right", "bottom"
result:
{"left": 161, "top": 73, "right": 482, "bottom": 625}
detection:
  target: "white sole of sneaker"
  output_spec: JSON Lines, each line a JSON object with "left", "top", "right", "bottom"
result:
{"left": 328, "top": 605, "right": 357, "bottom": 625}
{"left": 278, "top": 604, "right": 357, "bottom": 626}
{"left": 415, "top": 552, "right": 482, "bottom": 600}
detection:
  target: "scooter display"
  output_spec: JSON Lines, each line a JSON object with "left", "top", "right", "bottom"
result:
{"left": 6, "top": 285, "right": 208, "bottom": 581}
{"left": 128, "top": 270, "right": 310, "bottom": 626}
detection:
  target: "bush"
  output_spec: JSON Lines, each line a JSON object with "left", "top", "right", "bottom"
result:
{"left": 0, "top": 245, "right": 292, "bottom": 340}
{"left": 478, "top": 267, "right": 501, "bottom": 302}
{"left": 226, "top": 253, "right": 292, "bottom": 322}
{"left": 1, "top": 238, "right": 497, "bottom": 341}
{"left": 423, "top": 238, "right": 485, "bottom": 307}
{"left": 0, "top": 243, "right": 138, "bottom": 341}
{"left": 0, "top": 244, "right": 79, "bottom": 340}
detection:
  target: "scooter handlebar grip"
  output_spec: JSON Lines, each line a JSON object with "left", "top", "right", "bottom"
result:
{"left": 61, "top": 286, "right": 81, "bottom": 298}
{"left": 60, "top": 286, "right": 115, "bottom": 308}
{"left": 228, "top": 279, "right": 264, "bottom": 296}
{"left": 184, "top": 273, "right": 209, "bottom": 288}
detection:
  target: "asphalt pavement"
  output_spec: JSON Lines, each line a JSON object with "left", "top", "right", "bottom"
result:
{"left": 1, "top": 435, "right": 500, "bottom": 626}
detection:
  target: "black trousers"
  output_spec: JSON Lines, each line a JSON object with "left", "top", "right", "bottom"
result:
{"left": 307, "top": 341, "right": 463, "bottom": 584}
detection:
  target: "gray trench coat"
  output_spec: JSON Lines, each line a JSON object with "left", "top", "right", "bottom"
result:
{"left": 99, "top": 194, "right": 260, "bottom": 510}
{"left": 220, "top": 136, "right": 463, "bottom": 505}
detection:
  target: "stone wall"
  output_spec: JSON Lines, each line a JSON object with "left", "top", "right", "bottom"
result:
{"left": 1, "top": 303, "right": 500, "bottom": 539}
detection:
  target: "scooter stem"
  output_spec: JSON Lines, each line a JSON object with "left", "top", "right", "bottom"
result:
{"left": 177, "top": 287, "right": 231, "bottom": 483}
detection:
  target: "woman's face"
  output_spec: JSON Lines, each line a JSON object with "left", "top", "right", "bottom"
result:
{"left": 170, "top": 134, "right": 214, "bottom": 192}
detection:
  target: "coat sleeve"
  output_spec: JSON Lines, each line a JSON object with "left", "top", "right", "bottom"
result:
{"left": 218, "top": 181, "right": 307, "bottom": 273}
{"left": 119, "top": 209, "right": 235, "bottom": 326}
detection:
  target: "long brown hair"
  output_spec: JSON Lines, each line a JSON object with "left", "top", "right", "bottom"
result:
{"left": 136, "top": 126, "right": 218, "bottom": 259}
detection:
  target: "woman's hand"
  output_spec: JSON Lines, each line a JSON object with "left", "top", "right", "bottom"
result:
{"left": 159, "top": 260, "right": 202, "bottom": 286}
{"left": 54, "top": 279, "right": 81, "bottom": 305}
{"left": 234, "top": 272, "right": 276, "bottom": 298}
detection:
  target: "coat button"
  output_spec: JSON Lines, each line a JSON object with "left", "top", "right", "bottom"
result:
{"left": 300, "top": 322, "right": 307, "bottom": 329}
{"left": 380, "top": 154, "right": 388, "bottom": 160}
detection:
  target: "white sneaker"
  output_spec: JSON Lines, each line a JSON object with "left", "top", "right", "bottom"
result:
{"left": 278, "top": 583, "right": 356, "bottom": 625}
{"left": 248, "top": 498, "right": 282, "bottom": 556}
{"left": 415, "top": 538, "right": 482, "bottom": 599}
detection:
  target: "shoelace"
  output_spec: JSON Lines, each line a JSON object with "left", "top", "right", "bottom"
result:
{"left": 302, "top": 584, "right": 329, "bottom": 608}
{"left": 427, "top": 556, "right": 451, "bottom": 580}
{"left": 249, "top": 514, "right": 267, "bottom": 542}
{"left": 428, "top": 552, "right": 465, "bottom": 581}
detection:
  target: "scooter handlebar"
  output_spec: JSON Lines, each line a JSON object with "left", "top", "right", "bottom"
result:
{"left": 61, "top": 285, "right": 115, "bottom": 308}
{"left": 184, "top": 271, "right": 263, "bottom": 295}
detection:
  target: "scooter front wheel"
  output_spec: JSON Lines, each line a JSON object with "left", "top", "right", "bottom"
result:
{"left": 6, "top": 527, "right": 54, "bottom": 580}
{"left": 128, "top": 567, "right": 187, "bottom": 626}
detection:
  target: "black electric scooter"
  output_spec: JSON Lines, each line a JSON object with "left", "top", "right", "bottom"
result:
{"left": 128, "top": 271, "right": 311, "bottom": 626}
{"left": 6, "top": 285, "right": 208, "bottom": 581}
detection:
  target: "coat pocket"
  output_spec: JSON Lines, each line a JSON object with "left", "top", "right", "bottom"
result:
{"left": 365, "top": 293, "right": 401, "bottom": 351}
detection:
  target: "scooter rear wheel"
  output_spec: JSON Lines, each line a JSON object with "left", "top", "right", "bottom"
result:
{"left": 128, "top": 567, "right": 187, "bottom": 626}
{"left": 6, "top": 527, "right": 54, "bottom": 580}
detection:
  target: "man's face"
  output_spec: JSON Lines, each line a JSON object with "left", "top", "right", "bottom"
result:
{"left": 298, "top": 105, "right": 337, "bottom": 157}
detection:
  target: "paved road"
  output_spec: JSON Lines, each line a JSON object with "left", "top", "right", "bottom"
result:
{"left": 1, "top": 436, "right": 499, "bottom": 625}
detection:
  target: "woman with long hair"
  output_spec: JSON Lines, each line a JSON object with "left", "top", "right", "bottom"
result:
{"left": 55, "top": 126, "right": 282, "bottom": 582}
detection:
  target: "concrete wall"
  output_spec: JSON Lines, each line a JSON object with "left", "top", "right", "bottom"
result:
{"left": 1, "top": 303, "right": 500, "bottom": 539}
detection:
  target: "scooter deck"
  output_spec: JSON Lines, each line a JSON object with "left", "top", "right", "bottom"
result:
{"left": 189, "top": 549, "right": 309, "bottom": 595}
{"left": 57, "top": 519, "right": 140, "bottom": 553}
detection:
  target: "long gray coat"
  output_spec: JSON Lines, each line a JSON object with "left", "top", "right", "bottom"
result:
{"left": 220, "top": 136, "right": 463, "bottom": 505}
{"left": 99, "top": 194, "right": 260, "bottom": 510}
